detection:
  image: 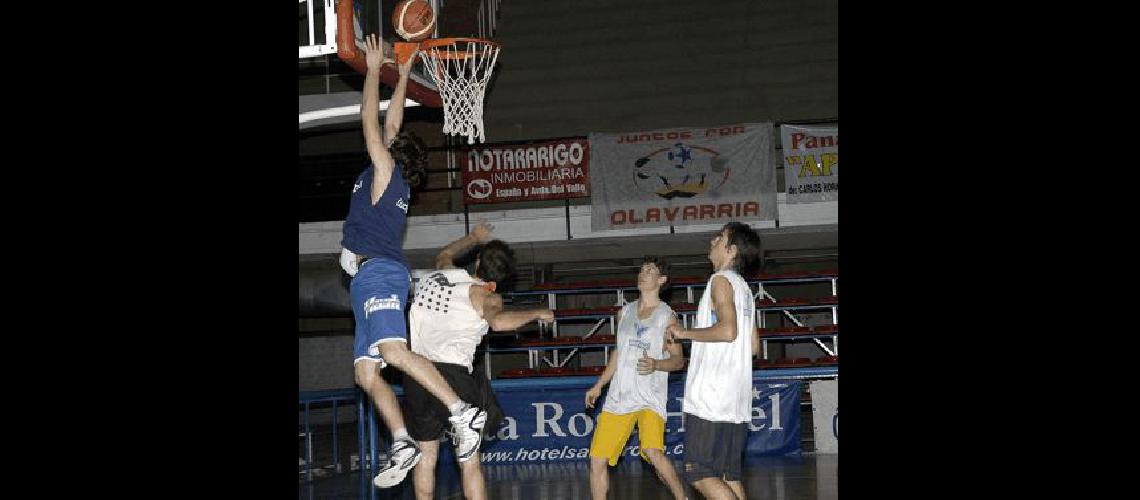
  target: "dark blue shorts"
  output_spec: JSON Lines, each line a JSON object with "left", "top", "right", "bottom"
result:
{"left": 351, "top": 258, "right": 411, "bottom": 364}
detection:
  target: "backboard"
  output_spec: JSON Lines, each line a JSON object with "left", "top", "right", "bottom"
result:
{"left": 298, "top": 0, "right": 442, "bottom": 107}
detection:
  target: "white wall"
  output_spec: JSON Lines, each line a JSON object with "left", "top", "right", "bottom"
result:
{"left": 300, "top": 200, "right": 836, "bottom": 254}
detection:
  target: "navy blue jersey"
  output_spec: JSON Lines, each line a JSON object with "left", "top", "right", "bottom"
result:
{"left": 341, "top": 162, "right": 411, "bottom": 271}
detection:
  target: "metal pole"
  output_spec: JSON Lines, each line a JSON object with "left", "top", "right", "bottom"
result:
{"left": 324, "top": 0, "right": 337, "bottom": 53}
{"left": 306, "top": 0, "right": 316, "bottom": 47}
{"left": 304, "top": 403, "right": 312, "bottom": 482}
{"left": 332, "top": 400, "right": 339, "bottom": 473}
{"left": 430, "top": 0, "right": 440, "bottom": 38}
{"left": 565, "top": 199, "right": 571, "bottom": 240}
{"left": 369, "top": 406, "right": 379, "bottom": 499}
{"left": 357, "top": 390, "right": 366, "bottom": 497}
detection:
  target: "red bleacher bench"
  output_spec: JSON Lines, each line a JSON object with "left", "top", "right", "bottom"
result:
{"left": 815, "top": 355, "right": 838, "bottom": 365}
{"left": 671, "top": 303, "right": 698, "bottom": 313}
{"left": 535, "top": 367, "right": 573, "bottom": 377}
{"left": 554, "top": 307, "right": 620, "bottom": 317}
{"left": 531, "top": 280, "right": 634, "bottom": 291}
{"left": 812, "top": 324, "right": 838, "bottom": 333}
{"left": 755, "top": 271, "right": 811, "bottom": 280}
{"left": 576, "top": 365, "right": 605, "bottom": 375}
{"left": 670, "top": 276, "right": 709, "bottom": 285}
{"left": 758, "top": 326, "right": 813, "bottom": 336}
{"left": 498, "top": 369, "right": 536, "bottom": 379}
{"left": 768, "top": 357, "right": 813, "bottom": 368}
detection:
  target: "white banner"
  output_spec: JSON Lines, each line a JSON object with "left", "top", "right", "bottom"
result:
{"left": 589, "top": 123, "right": 777, "bottom": 231}
{"left": 780, "top": 124, "right": 839, "bottom": 204}
{"left": 809, "top": 379, "right": 838, "bottom": 453}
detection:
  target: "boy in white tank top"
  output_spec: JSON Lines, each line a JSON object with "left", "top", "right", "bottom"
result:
{"left": 584, "top": 256, "right": 687, "bottom": 500}
{"left": 666, "top": 222, "right": 763, "bottom": 500}
{"left": 406, "top": 222, "right": 554, "bottom": 500}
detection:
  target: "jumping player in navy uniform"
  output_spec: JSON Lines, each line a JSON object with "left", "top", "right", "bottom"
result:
{"left": 339, "top": 34, "right": 488, "bottom": 489}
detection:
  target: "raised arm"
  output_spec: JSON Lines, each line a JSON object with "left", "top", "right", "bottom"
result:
{"left": 384, "top": 48, "right": 418, "bottom": 145}
{"left": 667, "top": 276, "right": 738, "bottom": 343}
{"left": 361, "top": 34, "right": 394, "bottom": 205}
{"left": 436, "top": 222, "right": 494, "bottom": 270}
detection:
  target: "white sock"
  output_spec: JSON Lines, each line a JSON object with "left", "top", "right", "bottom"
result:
{"left": 392, "top": 428, "right": 411, "bottom": 443}
{"left": 448, "top": 400, "right": 469, "bottom": 416}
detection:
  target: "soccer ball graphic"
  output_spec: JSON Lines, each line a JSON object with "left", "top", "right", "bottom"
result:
{"left": 633, "top": 143, "right": 727, "bottom": 200}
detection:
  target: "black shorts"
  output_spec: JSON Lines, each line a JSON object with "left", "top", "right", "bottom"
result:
{"left": 682, "top": 413, "right": 748, "bottom": 483}
{"left": 403, "top": 362, "right": 503, "bottom": 442}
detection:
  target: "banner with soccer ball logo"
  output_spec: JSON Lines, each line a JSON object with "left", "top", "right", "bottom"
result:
{"left": 588, "top": 123, "right": 777, "bottom": 231}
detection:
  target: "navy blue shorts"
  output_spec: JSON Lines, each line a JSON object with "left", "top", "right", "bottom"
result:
{"left": 351, "top": 258, "right": 411, "bottom": 364}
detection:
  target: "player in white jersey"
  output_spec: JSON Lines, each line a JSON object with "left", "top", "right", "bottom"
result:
{"left": 406, "top": 222, "right": 554, "bottom": 500}
{"left": 666, "top": 222, "right": 762, "bottom": 500}
{"left": 584, "top": 256, "right": 688, "bottom": 500}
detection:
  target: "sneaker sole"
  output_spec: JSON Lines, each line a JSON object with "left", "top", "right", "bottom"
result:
{"left": 372, "top": 451, "right": 422, "bottom": 488}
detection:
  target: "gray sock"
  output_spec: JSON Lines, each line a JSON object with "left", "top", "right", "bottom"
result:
{"left": 448, "top": 400, "right": 469, "bottom": 416}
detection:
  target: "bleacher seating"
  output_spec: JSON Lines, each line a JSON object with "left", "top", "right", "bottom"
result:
{"left": 490, "top": 268, "right": 839, "bottom": 380}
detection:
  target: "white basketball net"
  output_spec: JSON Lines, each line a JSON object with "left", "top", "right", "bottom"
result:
{"left": 418, "top": 40, "right": 501, "bottom": 144}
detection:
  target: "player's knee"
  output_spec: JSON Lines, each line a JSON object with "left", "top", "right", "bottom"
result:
{"left": 354, "top": 361, "right": 376, "bottom": 386}
{"left": 417, "top": 452, "right": 438, "bottom": 468}
{"left": 590, "top": 456, "right": 609, "bottom": 473}
{"left": 643, "top": 447, "right": 664, "bottom": 461}
{"left": 458, "top": 455, "right": 482, "bottom": 472}
{"left": 378, "top": 342, "right": 411, "bottom": 367}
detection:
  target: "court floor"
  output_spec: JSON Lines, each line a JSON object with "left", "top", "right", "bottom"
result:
{"left": 300, "top": 453, "right": 837, "bottom": 499}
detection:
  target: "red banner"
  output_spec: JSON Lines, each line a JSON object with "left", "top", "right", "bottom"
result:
{"left": 462, "top": 138, "right": 591, "bottom": 204}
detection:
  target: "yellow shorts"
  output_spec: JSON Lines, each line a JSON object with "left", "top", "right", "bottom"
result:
{"left": 588, "top": 409, "right": 666, "bottom": 466}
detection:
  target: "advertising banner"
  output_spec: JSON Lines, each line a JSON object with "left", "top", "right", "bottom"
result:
{"left": 463, "top": 138, "right": 590, "bottom": 204}
{"left": 588, "top": 123, "right": 777, "bottom": 230}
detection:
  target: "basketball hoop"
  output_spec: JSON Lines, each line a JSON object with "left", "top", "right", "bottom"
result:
{"left": 414, "top": 38, "right": 501, "bottom": 144}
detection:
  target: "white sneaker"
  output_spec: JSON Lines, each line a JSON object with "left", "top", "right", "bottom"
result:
{"left": 372, "top": 439, "right": 421, "bottom": 488}
{"left": 448, "top": 405, "right": 488, "bottom": 462}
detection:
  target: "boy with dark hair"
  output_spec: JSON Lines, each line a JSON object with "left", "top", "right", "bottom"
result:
{"left": 337, "top": 35, "right": 488, "bottom": 488}
{"left": 406, "top": 223, "right": 554, "bottom": 500}
{"left": 666, "top": 222, "right": 763, "bottom": 500}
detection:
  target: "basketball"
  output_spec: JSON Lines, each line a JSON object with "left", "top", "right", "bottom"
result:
{"left": 392, "top": 0, "right": 436, "bottom": 42}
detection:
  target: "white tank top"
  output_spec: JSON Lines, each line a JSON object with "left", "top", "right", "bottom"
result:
{"left": 408, "top": 268, "right": 489, "bottom": 373}
{"left": 601, "top": 300, "right": 674, "bottom": 419}
{"left": 681, "top": 270, "right": 756, "bottom": 423}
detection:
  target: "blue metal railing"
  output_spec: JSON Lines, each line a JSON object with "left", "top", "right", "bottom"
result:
{"left": 301, "top": 385, "right": 406, "bottom": 500}
{"left": 299, "top": 388, "right": 365, "bottom": 485}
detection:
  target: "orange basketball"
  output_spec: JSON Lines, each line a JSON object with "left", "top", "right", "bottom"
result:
{"left": 391, "top": 0, "right": 436, "bottom": 42}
